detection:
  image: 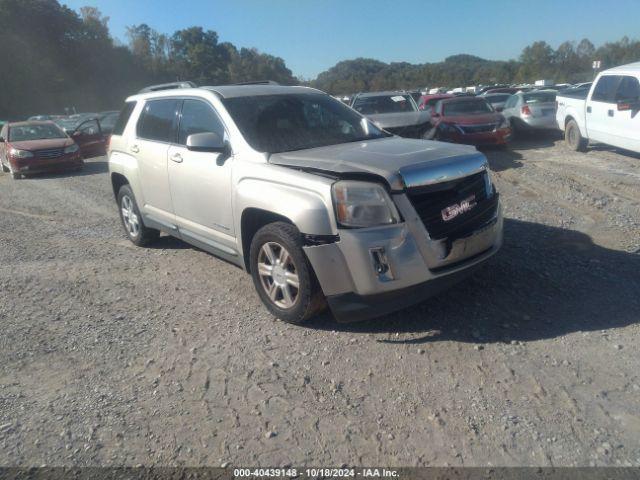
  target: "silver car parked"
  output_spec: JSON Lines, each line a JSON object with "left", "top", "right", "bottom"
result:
{"left": 351, "top": 91, "right": 431, "bottom": 138}
{"left": 108, "top": 82, "right": 502, "bottom": 324}
{"left": 501, "top": 90, "right": 558, "bottom": 132}
{"left": 481, "top": 93, "right": 512, "bottom": 112}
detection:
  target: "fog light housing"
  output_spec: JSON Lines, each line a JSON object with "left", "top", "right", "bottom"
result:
{"left": 370, "top": 247, "right": 394, "bottom": 281}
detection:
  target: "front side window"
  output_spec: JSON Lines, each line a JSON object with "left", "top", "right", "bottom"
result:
{"left": 591, "top": 76, "right": 621, "bottom": 103}
{"left": 615, "top": 76, "right": 640, "bottom": 102}
{"left": 352, "top": 94, "right": 417, "bottom": 115}
{"left": 222, "top": 93, "right": 389, "bottom": 154}
{"left": 178, "top": 100, "right": 226, "bottom": 145}
{"left": 9, "top": 123, "right": 67, "bottom": 142}
{"left": 137, "top": 99, "right": 179, "bottom": 143}
{"left": 76, "top": 119, "right": 100, "bottom": 135}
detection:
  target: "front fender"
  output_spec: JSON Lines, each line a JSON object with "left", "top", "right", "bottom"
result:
{"left": 234, "top": 178, "right": 335, "bottom": 236}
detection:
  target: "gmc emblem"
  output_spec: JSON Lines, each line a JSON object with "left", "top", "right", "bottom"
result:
{"left": 441, "top": 195, "right": 477, "bottom": 222}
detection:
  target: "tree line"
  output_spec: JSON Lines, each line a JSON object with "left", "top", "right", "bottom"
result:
{"left": 0, "top": 0, "right": 295, "bottom": 119}
{"left": 0, "top": 0, "right": 639, "bottom": 119}
{"left": 312, "top": 38, "right": 640, "bottom": 95}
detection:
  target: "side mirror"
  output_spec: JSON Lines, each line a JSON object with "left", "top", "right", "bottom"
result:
{"left": 186, "top": 132, "right": 229, "bottom": 153}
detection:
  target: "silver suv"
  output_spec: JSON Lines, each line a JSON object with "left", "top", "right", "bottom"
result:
{"left": 108, "top": 82, "right": 503, "bottom": 324}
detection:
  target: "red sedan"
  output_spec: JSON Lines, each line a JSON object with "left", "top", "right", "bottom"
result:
{"left": 428, "top": 97, "right": 511, "bottom": 146}
{"left": 417, "top": 93, "right": 454, "bottom": 113}
{"left": 0, "top": 121, "right": 84, "bottom": 179}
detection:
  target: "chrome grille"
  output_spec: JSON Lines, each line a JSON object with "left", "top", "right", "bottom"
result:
{"left": 460, "top": 124, "right": 497, "bottom": 134}
{"left": 407, "top": 172, "right": 499, "bottom": 241}
{"left": 35, "top": 148, "right": 65, "bottom": 159}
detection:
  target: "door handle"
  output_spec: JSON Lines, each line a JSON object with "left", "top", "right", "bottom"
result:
{"left": 586, "top": 106, "right": 592, "bottom": 113}
{"left": 170, "top": 153, "right": 183, "bottom": 163}
{"left": 130, "top": 145, "right": 139, "bottom": 153}
{"left": 608, "top": 110, "right": 614, "bottom": 117}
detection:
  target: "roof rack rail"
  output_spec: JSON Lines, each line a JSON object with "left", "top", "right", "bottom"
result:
{"left": 231, "top": 80, "right": 280, "bottom": 86}
{"left": 138, "top": 81, "right": 197, "bottom": 94}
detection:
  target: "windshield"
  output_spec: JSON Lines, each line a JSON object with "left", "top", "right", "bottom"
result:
{"left": 523, "top": 92, "right": 556, "bottom": 104}
{"left": 222, "top": 93, "right": 390, "bottom": 154}
{"left": 9, "top": 123, "right": 67, "bottom": 141}
{"left": 352, "top": 94, "right": 416, "bottom": 115}
{"left": 443, "top": 99, "right": 493, "bottom": 116}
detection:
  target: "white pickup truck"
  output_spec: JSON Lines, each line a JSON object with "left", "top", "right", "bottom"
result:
{"left": 556, "top": 62, "right": 640, "bottom": 153}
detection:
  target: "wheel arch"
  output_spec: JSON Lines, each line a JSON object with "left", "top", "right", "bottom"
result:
{"left": 111, "top": 172, "right": 129, "bottom": 198}
{"left": 240, "top": 208, "right": 293, "bottom": 272}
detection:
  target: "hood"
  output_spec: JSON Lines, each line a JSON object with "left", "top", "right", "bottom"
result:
{"left": 366, "top": 111, "right": 431, "bottom": 129}
{"left": 270, "top": 137, "right": 488, "bottom": 191}
{"left": 9, "top": 138, "right": 73, "bottom": 151}
{"left": 441, "top": 113, "right": 502, "bottom": 125}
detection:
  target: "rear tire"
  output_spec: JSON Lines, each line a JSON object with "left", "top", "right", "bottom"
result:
{"left": 117, "top": 184, "right": 160, "bottom": 246}
{"left": 250, "top": 222, "right": 325, "bottom": 324}
{"left": 565, "top": 119, "right": 587, "bottom": 152}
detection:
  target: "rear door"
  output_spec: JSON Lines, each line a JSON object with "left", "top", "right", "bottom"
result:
{"left": 167, "top": 98, "right": 235, "bottom": 253}
{"left": 610, "top": 75, "right": 640, "bottom": 152}
{"left": 586, "top": 75, "right": 621, "bottom": 144}
{"left": 133, "top": 98, "right": 180, "bottom": 227}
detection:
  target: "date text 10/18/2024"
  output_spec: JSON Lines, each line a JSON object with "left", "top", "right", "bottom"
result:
{"left": 233, "top": 468, "right": 400, "bottom": 478}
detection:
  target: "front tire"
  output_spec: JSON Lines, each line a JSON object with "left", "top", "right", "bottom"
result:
{"left": 565, "top": 119, "right": 587, "bottom": 152}
{"left": 250, "top": 222, "right": 325, "bottom": 324}
{"left": 117, "top": 184, "right": 160, "bottom": 246}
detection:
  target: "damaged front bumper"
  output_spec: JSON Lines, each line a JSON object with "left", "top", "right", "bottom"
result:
{"left": 303, "top": 201, "right": 503, "bottom": 322}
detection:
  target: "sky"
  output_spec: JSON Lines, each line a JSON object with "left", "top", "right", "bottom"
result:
{"left": 62, "top": 0, "right": 640, "bottom": 79}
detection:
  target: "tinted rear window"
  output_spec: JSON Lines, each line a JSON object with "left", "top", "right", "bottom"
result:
{"left": 112, "top": 102, "right": 136, "bottom": 136}
{"left": 442, "top": 99, "right": 492, "bottom": 115}
{"left": 523, "top": 92, "right": 556, "bottom": 104}
{"left": 137, "top": 99, "right": 179, "bottom": 143}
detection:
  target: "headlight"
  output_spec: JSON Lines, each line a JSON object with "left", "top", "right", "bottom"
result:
{"left": 9, "top": 148, "right": 33, "bottom": 159}
{"left": 332, "top": 181, "right": 400, "bottom": 228}
{"left": 64, "top": 144, "right": 80, "bottom": 154}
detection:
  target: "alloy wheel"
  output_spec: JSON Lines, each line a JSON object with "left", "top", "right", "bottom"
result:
{"left": 257, "top": 242, "right": 300, "bottom": 309}
{"left": 121, "top": 195, "right": 140, "bottom": 238}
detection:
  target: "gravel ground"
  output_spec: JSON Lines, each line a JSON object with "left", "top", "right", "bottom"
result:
{"left": 0, "top": 133, "right": 639, "bottom": 467}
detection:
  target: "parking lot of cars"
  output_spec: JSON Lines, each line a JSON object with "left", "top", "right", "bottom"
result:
{"left": 0, "top": 62, "right": 639, "bottom": 467}
{"left": 1, "top": 131, "right": 639, "bottom": 466}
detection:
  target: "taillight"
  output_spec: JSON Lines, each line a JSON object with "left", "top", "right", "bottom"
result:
{"left": 521, "top": 105, "right": 532, "bottom": 116}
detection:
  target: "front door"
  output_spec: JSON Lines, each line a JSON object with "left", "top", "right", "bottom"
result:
{"left": 586, "top": 75, "right": 621, "bottom": 145}
{"left": 72, "top": 119, "right": 106, "bottom": 158}
{"left": 610, "top": 75, "right": 640, "bottom": 152}
{"left": 168, "top": 99, "right": 235, "bottom": 253}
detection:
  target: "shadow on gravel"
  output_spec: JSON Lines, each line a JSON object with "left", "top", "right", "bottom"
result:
{"left": 25, "top": 159, "right": 108, "bottom": 179}
{"left": 309, "top": 218, "right": 640, "bottom": 344}
{"left": 481, "top": 130, "right": 563, "bottom": 173}
{"left": 587, "top": 144, "right": 640, "bottom": 160}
